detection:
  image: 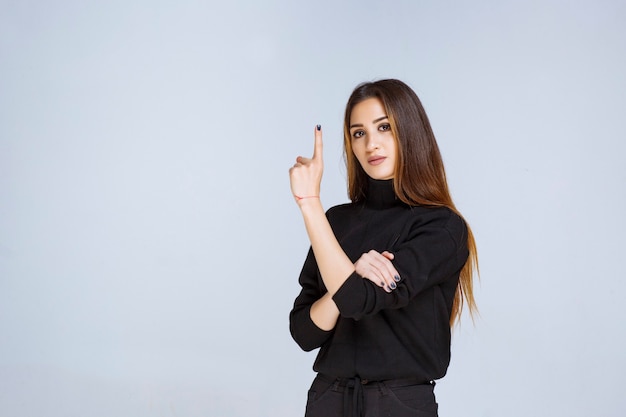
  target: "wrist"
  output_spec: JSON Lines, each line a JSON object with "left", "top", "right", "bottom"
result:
{"left": 294, "top": 194, "right": 320, "bottom": 209}
{"left": 294, "top": 194, "right": 319, "bottom": 201}
{"left": 297, "top": 196, "right": 323, "bottom": 212}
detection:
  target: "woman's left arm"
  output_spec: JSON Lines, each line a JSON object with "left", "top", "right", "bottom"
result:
{"left": 333, "top": 209, "right": 469, "bottom": 320}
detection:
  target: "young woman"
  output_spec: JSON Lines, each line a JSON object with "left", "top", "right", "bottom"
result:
{"left": 288, "top": 79, "right": 478, "bottom": 417}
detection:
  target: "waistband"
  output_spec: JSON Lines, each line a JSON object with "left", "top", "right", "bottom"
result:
{"left": 317, "top": 373, "right": 435, "bottom": 389}
{"left": 315, "top": 373, "right": 435, "bottom": 417}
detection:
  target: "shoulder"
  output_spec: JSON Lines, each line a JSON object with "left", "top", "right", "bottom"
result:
{"left": 408, "top": 205, "right": 468, "bottom": 246}
{"left": 325, "top": 202, "right": 357, "bottom": 219}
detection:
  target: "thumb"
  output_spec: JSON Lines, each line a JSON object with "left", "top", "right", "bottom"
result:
{"left": 382, "top": 251, "right": 395, "bottom": 260}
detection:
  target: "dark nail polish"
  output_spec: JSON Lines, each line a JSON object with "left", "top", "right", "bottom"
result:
{"left": 390, "top": 282, "right": 397, "bottom": 290}
{"left": 316, "top": 124, "right": 321, "bottom": 131}
{"left": 394, "top": 275, "right": 401, "bottom": 282}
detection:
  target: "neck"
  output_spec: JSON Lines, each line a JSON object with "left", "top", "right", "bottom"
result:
{"left": 366, "top": 178, "right": 399, "bottom": 209}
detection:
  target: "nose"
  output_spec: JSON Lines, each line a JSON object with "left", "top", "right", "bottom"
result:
{"left": 366, "top": 132, "right": 380, "bottom": 151}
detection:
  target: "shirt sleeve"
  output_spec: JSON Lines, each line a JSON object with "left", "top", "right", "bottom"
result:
{"left": 289, "top": 247, "right": 334, "bottom": 351}
{"left": 332, "top": 208, "right": 469, "bottom": 320}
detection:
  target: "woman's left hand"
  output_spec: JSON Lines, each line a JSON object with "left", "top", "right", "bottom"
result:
{"left": 289, "top": 125, "right": 324, "bottom": 205}
{"left": 355, "top": 250, "right": 401, "bottom": 292}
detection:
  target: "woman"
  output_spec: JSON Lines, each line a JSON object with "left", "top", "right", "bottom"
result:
{"left": 288, "top": 79, "right": 478, "bottom": 417}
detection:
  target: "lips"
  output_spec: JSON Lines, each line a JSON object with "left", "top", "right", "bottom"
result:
{"left": 367, "top": 156, "right": 386, "bottom": 166}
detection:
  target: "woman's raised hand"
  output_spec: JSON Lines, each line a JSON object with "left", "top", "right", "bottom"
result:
{"left": 289, "top": 125, "right": 324, "bottom": 205}
{"left": 354, "top": 250, "right": 402, "bottom": 293}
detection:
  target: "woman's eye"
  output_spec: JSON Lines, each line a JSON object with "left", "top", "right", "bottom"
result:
{"left": 379, "top": 124, "right": 391, "bottom": 132}
{"left": 352, "top": 130, "right": 364, "bottom": 138}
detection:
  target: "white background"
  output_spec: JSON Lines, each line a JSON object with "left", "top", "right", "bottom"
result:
{"left": 1, "top": 1, "right": 625, "bottom": 416}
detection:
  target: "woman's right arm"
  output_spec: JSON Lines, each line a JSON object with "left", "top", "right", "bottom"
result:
{"left": 289, "top": 242, "right": 400, "bottom": 351}
{"left": 288, "top": 127, "right": 356, "bottom": 331}
{"left": 288, "top": 127, "right": 400, "bottom": 348}
{"left": 310, "top": 293, "right": 340, "bottom": 330}
{"left": 289, "top": 248, "right": 336, "bottom": 351}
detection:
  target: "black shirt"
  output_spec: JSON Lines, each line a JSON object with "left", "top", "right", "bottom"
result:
{"left": 289, "top": 179, "right": 469, "bottom": 382}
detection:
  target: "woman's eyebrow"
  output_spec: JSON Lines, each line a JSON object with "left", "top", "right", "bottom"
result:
{"left": 349, "top": 115, "right": 388, "bottom": 129}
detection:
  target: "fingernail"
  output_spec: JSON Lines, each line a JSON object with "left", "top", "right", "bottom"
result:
{"left": 390, "top": 282, "right": 397, "bottom": 290}
{"left": 394, "top": 275, "right": 401, "bottom": 282}
{"left": 316, "top": 124, "right": 321, "bottom": 131}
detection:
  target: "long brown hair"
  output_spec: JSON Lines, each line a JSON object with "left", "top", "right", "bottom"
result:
{"left": 343, "top": 79, "right": 478, "bottom": 326}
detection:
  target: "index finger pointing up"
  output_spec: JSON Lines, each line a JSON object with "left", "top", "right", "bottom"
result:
{"left": 312, "top": 124, "right": 323, "bottom": 160}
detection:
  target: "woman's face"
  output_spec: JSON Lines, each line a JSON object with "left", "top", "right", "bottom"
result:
{"left": 349, "top": 98, "right": 397, "bottom": 180}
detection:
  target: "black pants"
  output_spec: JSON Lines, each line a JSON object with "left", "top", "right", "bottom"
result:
{"left": 304, "top": 373, "right": 438, "bottom": 417}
